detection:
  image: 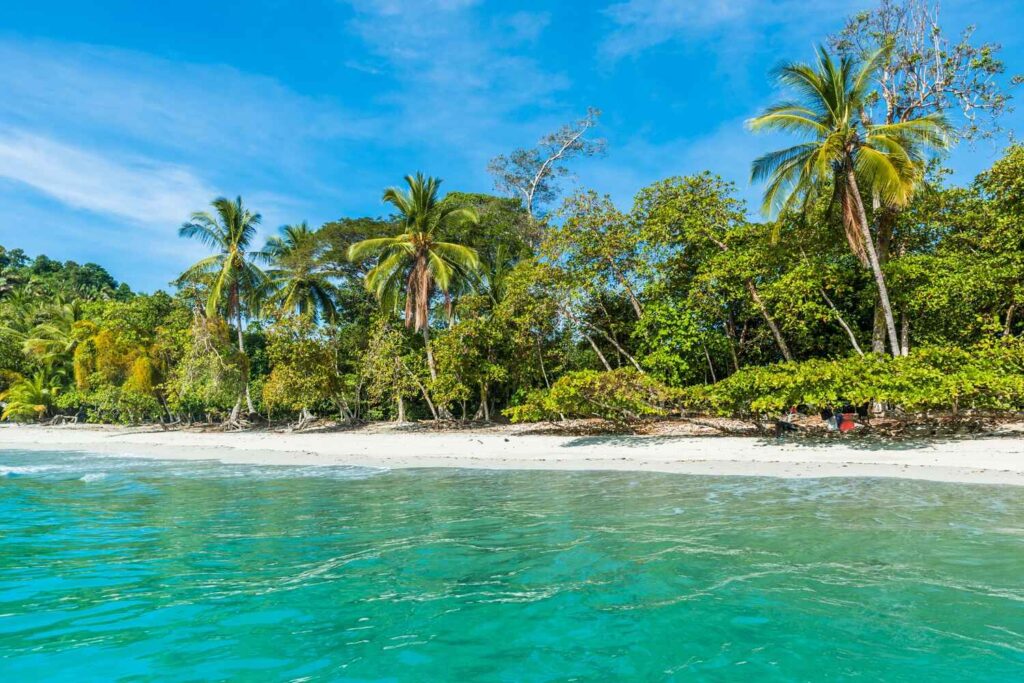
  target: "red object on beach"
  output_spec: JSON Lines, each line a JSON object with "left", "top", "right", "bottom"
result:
{"left": 839, "top": 413, "right": 856, "bottom": 432}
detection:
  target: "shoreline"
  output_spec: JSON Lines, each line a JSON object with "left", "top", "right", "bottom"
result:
{"left": 3, "top": 424, "right": 1024, "bottom": 485}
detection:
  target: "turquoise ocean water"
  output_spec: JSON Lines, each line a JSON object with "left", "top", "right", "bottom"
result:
{"left": 1, "top": 449, "right": 1022, "bottom": 681}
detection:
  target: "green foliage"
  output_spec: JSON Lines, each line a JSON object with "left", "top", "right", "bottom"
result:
{"left": 685, "top": 342, "right": 1024, "bottom": 416}
{"left": 3, "top": 30, "right": 1024, "bottom": 430}
{"left": 261, "top": 317, "right": 345, "bottom": 416}
{"left": 347, "top": 174, "right": 481, "bottom": 333}
{"left": 165, "top": 315, "right": 246, "bottom": 417}
{"left": 0, "top": 371, "right": 61, "bottom": 422}
{"left": 359, "top": 316, "right": 419, "bottom": 420}
{"left": 505, "top": 368, "right": 679, "bottom": 425}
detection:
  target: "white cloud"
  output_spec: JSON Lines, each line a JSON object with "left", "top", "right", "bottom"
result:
{"left": 600, "top": 0, "right": 866, "bottom": 61}
{"left": 341, "top": 1, "right": 571, "bottom": 161}
{"left": 0, "top": 38, "right": 376, "bottom": 183}
{"left": 0, "top": 128, "right": 214, "bottom": 228}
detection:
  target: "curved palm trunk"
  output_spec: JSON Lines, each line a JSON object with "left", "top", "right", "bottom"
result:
{"left": 870, "top": 207, "right": 896, "bottom": 353}
{"left": 846, "top": 168, "right": 901, "bottom": 357}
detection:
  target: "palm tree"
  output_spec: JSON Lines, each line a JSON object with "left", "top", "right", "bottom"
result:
{"left": 0, "top": 370, "right": 61, "bottom": 422}
{"left": 262, "top": 223, "right": 339, "bottom": 323}
{"left": 23, "top": 298, "right": 85, "bottom": 372}
{"left": 347, "top": 173, "right": 481, "bottom": 380}
{"left": 176, "top": 196, "right": 267, "bottom": 416}
{"left": 749, "top": 46, "right": 947, "bottom": 357}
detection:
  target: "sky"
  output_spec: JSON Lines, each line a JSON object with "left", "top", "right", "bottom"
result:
{"left": 0, "top": 0, "right": 1021, "bottom": 292}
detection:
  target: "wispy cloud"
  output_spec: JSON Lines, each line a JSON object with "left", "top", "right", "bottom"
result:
{"left": 0, "top": 38, "right": 375, "bottom": 181}
{"left": 341, "top": 0, "right": 571, "bottom": 167}
{"left": 0, "top": 128, "right": 214, "bottom": 228}
{"left": 0, "top": 37, "right": 382, "bottom": 288}
{"left": 600, "top": 0, "right": 866, "bottom": 61}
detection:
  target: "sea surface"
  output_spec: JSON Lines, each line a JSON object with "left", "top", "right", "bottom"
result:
{"left": 1, "top": 449, "right": 1022, "bottom": 681}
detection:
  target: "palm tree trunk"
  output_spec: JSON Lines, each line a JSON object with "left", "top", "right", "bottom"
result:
{"left": 745, "top": 279, "right": 793, "bottom": 362}
{"left": 846, "top": 169, "right": 901, "bottom": 357}
{"left": 871, "top": 208, "right": 896, "bottom": 353}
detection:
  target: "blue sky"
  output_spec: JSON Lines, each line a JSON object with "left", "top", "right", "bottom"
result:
{"left": 0, "top": 0, "right": 1021, "bottom": 291}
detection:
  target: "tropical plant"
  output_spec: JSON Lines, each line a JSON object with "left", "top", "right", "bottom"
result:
{"left": 749, "top": 46, "right": 948, "bottom": 356}
{"left": 0, "top": 370, "right": 62, "bottom": 421}
{"left": 175, "top": 196, "right": 267, "bottom": 417}
{"left": 347, "top": 173, "right": 481, "bottom": 380}
{"left": 262, "top": 223, "right": 339, "bottom": 323}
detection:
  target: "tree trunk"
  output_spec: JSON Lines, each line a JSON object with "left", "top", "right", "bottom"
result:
{"left": 702, "top": 343, "right": 717, "bottom": 383}
{"left": 846, "top": 168, "right": 901, "bottom": 357}
{"left": 419, "top": 325, "right": 451, "bottom": 418}
{"left": 871, "top": 208, "right": 896, "bottom": 353}
{"left": 1005, "top": 304, "right": 1016, "bottom": 337}
{"left": 403, "top": 363, "right": 438, "bottom": 420}
{"left": 536, "top": 334, "right": 551, "bottom": 389}
{"left": 745, "top": 279, "right": 793, "bottom": 361}
{"left": 725, "top": 315, "right": 741, "bottom": 373}
{"left": 584, "top": 333, "right": 612, "bottom": 371}
{"left": 396, "top": 395, "right": 406, "bottom": 423}
{"left": 820, "top": 288, "right": 864, "bottom": 356}
{"left": 606, "top": 257, "right": 643, "bottom": 320}
{"left": 422, "top": 325, "right": 437, "bottom": 381}
{"left": 234, "top": 289, "right": 255, "bottom": 414}
{"left": 900, "top": 308, "right": 910, "bottom": 356}
{"left": 592, "top": 326, "right": 644, "bottom": 372}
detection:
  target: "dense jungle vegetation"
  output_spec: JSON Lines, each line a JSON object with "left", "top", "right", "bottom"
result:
{"left": 3, "top": 0, "right": 1023, "bottom": 428}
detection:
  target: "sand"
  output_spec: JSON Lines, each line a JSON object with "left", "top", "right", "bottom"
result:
{"left": 2, "top": 423, "right": 1023, "bottom": 485}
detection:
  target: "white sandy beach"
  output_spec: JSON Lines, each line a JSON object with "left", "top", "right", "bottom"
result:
{"left": 2, "top": 423, "right": 1024, "bottom": 485}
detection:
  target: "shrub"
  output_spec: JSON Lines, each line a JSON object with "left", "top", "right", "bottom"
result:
{"left": 682, "top": 340, "right": 1024, "bottom": 416}
{"left": 505, "top": 368, "right": 680, "bottom": 424}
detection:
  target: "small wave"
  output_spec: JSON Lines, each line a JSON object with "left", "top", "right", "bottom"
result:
{"left": 79, "top": 473, "right": 108, "bottom": 483}
{"left": 1, "top": 464, "right": 60, "bottom": 477}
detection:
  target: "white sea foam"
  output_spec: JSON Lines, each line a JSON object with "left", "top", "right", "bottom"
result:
{"left": 79, "top": 472, "right": 107, "bottom": 483}
{"left": 0, "top": 464, "right": 60, "bottom": 476}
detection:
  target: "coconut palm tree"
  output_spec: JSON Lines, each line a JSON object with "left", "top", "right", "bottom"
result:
{"left": 749, "top": 46, "right": 948, "bottom": 356}
{"left": 348, "top": 173, "right": 481, "bottom": 380}
{"left": 175, "top": 196, "right": 267, "bottom": 417}
{"left": 262, "top": 223, "right": 339, "bottom": 323}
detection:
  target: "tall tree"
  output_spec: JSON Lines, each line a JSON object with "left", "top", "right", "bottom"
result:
{"left": 488, "top": 108, "right": 605, "bottom": 243}
{"left": 749, "top": 46, "right": 948, "bottom": 356}
{"left": 831, "top": 0, "right": 1018, "bottom": 143}
{"left": 262, "top": 223, "right": 339, "bottom": 323}
{"left": 831, "top": 0, "right": 1019, "bottom": 351}
{"left": 176, "top": 196, "right": 267, "bottom": 418}
{"left": 347, "top": 174, "right": 480, "bottom": 382}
